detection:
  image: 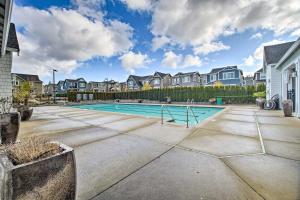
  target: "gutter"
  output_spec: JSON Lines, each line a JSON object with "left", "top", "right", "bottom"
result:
{"left": 275, "top": 38, "right": 300, "bottom": 69}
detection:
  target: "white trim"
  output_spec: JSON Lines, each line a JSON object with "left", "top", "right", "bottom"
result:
{"left": 276, "top": 38, "right": 300, "bottom": 70}
{"left": 1, "top": 0, "right": 13, "bottom": 56}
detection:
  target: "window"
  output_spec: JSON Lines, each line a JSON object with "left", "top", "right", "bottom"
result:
{"left": 128, "top": 81, "right": 133, "bottom": 86}
{"left": 154, "top": 79, "right": 160, "bottom": 84}
{"left": 223, "top": 72, "right": 235, "bottom": 79}
{"left": 210, "top": 74, "right": 217, "bottom": 82}
{"left": 260, "top": 73, "right": 266, "bottom": 79}
{"left": 79, "top": 82, "right": 86, "bottom": 87}
{"left": 183, "top": 76, "right": 190, "bottom": 83}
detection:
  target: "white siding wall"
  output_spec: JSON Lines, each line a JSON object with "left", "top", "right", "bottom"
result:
{"left": 0, "top": 52, "right": 12, "bottom": 99}
{"left": 270, "top": 66, "right": 282, "bottom": 98}
{"left": 266, "top": 65, "right": 272, "bottom": 99}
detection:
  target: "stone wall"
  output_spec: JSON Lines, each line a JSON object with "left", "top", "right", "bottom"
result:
{"left": 0, "top": 52, "right": 13, "bottom": 99}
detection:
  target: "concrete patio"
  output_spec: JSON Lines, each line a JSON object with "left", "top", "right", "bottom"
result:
{"left": 19, "top": 105, "right": 300, "bottom": 200}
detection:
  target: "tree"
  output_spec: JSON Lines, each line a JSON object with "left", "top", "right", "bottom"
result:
{"left": 213, "top": 81, "right": 224, "bottom": 87}
{"left": 13, "top": 81, "right": 31, "bottom": 105}
{"left": 142, "top": 82, "right": 152, "bottom": 91}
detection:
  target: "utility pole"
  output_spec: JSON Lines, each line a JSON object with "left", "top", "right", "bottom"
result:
{"left": 53, "top": 69, "right": 57, "bottom": 103}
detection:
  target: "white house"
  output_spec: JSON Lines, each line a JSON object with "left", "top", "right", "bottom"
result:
{"left": 263, "top": 41, "right": 295, "bottom": 100}
{"left": 0, "top": 0, "right": 19, "bottom": 99}
{"left": 275, "top": 38, "right": 300, "bottom": 118}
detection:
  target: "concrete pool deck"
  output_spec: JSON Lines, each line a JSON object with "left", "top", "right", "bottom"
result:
{"left": 19, "top": 105, "right": 300, "bottom": 200}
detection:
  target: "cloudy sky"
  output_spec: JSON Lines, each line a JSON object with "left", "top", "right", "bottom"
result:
{"left": 12, "top": 0, "right": 300, "bottom": 83}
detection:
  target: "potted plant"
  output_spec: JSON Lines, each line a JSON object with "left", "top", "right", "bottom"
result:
{"left": 0, "top": 97, "right": 20, "bottom": 144}
{"left": 13, "top": 81, "right": 33, "bottom": 121}
{"left": 0, "top": 137, "right": 76, "bottom": 200}
{"left": 253, "top": 91, "right": 266, "bottom": 109}
{"left": 282, "top": 99, "right": 293, "bottom": 117}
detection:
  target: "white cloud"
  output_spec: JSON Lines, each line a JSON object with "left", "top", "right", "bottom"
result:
{"left": 182, "top": 54, "right": 201, "bottom": 67}
{"left": 193, "top": 42, "right": 230, "bottom": 55}
{"left": 161, "top": 51, "right": 201, "bottom": 69}
{"left": 291, "top": 29, "right": 300, "bottom": 37}
{"left": 72, "top": 0, "right": 105, "bottom": 20}
{"left": 120, "top": 0, "right": 152, "bottom": 11}
{"left": 243, "top": 55, "right": 254, "bottom": 66}
{"left": 151, "top": 0, "right": 300, "bottom": 51}
{"left": 119, "top": 51, "right": 150, "bottom": 73}
{"left": 12, "top": 5, "right": 133, "bottom": 78}
{"left": 151, "top": 36, "right": 170, "bottom": 51}
{"left": 250, "top": 32, "right": 263, "bottom": 40}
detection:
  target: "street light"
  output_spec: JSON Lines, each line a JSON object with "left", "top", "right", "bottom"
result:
{"left": 53, "top": 69, "right": 57, "bottom": 103}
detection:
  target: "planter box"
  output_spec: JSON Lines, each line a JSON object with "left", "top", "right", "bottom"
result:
{"left": 0, "top": 143, "right": 76, "bottom": 200}
{"left": 18, "top": 107, "right": 33, "bottom": 121}
{"left": 0, "top": 113, "right": 20, "bottom": 144}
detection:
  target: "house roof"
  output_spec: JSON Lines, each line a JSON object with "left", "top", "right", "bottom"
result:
{"left": 173, "top": 71, "right": 199, "bottom": 77}
{"left": 208, "top": 66, "right": 238, "bottom": 74}
{"left": 65, "top": 78, "right": 86, "bottom": 82}
{"left": 7, "top": 23, "right": 20, "bottom": 52}
{"left": 14, "top": 73, "right": 42, "bottom": 82}
{"left": 128, "top": 75, "right": 153, "bottom": 87}
{"left": 275, "top": 37, "right": 300, "bottom": 69}
{"left": 264, "top": 41, "right": 295, "bottom": 65}
{"left": 154, "top": 71, "right": 170, "bottom": 78}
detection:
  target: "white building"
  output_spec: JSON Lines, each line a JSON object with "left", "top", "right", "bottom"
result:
{"left": 275, "top": 38, "right": 300, "bottom": 118}
{"left": 264, "top": 39, "right": 300, "bottom": 118}
{"left": 0, "top": 0, "right": 19, "bottom": 99}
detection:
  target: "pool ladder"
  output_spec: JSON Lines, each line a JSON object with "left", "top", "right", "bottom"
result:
{"left": 161, "top": 103, "right": 198, "bottom": 128}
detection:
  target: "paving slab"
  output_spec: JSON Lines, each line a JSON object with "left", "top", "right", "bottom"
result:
{"left": 257, "top": 115, "right": 300, "bottom": 126}
{"left": 100, "top": 117, "right": 158, "bottom": 132}
{"left": 80, "top": 115, "right": 129, "bottom": 126}
{"left": 225, "top": 110, "right": 255, "bottom": 116}
{"left": 19, "top": 118, "right": 91, "bottom": 137}
{"left": 51, "top": 127, "right": 119, "bottom": 147}
{"left": 75, "top": 134, "right": 171, "bottom": 200}
{"left": 264, "top": 140, "right": 300, "bottom": 160}
{"left": 179, "top": 129, "right": 261, "bottom": 156}
{"left": 218, "top": 113, "right": 256, "bottom": 123}
{"left": 224, "top": 155, "right": 300, "bottom": 200}
{"left": 204, "top": 119, "right": 259, "bottom": 138}
{"left": 260, "top": 124, "right": 300, "bottom": 143}
{"left": 127, "top": 122, "right": 191, "bottom": 145}
{"left": 94, "top": 148, "right": 263, "bottom": 200}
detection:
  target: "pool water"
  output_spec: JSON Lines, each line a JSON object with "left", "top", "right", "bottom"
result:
{"left": 71, "top": 103, "right": 223, "bottom": 125}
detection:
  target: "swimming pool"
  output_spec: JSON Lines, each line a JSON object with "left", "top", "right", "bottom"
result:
{"left": 71, "top": 104, "right": 223, "bottom": 125}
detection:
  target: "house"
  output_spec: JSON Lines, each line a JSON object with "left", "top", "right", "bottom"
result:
{"left": 171, "top": 72, "right": 201, "bottom": 87}
{"left": 206, "top": 66, "right": 243, "bottom": 86}
{"left": 150, "top": 72, "right": 172, "bottom": 89}
{"left": 88, "top": 81, "right": 107, "bottom": 92}
{"left": 263, "top": 42, "right": 295, "bottom": 100}
{"left": 11, "top": 73, "right": 43, "bottom": 97}
{"left": 0, "top": 0, "right": 20, "bottom": 99}
{"left": 243, "top": 76, "right": 254, "bottom": 86}
{"left": 200, "top": 74, "right": 207, "bottom": 85}
{"left": 253, "top": 68, "right": 266, "bottom": 85}
{"left": 56, "top": 78, "right": 87, "bottom": 94}
{"left": 127, "top": 75, "right": 153, "bottom": 91}
{"left": 273, "top": 38, "right": 300, "bottom": 118}
{"left": 43, "top": 83, "right": 55, "bottom": 96}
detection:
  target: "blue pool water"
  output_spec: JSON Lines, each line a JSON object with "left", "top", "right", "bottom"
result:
{"left": 71, "top": 103, "right": 223, "bottom": 125}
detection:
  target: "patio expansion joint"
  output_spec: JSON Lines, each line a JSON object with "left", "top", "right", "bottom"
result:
{"left": 254, "top": 111, "right": 266, "bottom": 154}
{"left": 220, "top": 158, "right": 267, "bottom": 200}
{"left": 88, "top": 146, "right": 176, "bottom": 200}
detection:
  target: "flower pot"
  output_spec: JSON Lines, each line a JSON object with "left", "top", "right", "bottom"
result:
{"left": 0, "top": 112, "right": 20, "bottom": 144}
{"left": 0, "top": 143, "right": 76, "bottom": 200}
{"left": 17, "top": 106, "right": 33, "bottom": 121}
{"left": 282, "top": 100, "right": 293, "bottom": 117}
{"left": 256, "top": 98, "right": 265, "bottom": 109}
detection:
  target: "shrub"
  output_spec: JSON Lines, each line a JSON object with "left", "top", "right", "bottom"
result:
{"left": 6, "top": 137, "right": 61, "bottom": 165}
{"left": 253, "top": 91, "right": 266, "bottom": 98}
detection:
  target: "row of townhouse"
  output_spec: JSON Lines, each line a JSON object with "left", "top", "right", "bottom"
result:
{"left": 44, "top": 78, "right": 126, "bottom": 95}
{"left": 126, "top": 66, "right": 266, "bottom": 91}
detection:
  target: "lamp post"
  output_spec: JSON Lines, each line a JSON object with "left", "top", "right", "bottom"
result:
{"left": 53, "top": 69, "right": 57, "bottom": 103}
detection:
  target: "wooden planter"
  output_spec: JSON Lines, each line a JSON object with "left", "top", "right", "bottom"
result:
{"left": 0, "top": 143, "right": 76, "bottom": 200}
{"left": 17, "top": 107, "right": 33, "bottom": 121}
{"left": 0, "top": 113, "right": 20, "bottom": 144}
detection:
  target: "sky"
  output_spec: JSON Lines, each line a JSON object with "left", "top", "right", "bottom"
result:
{"left": 11, "top": 0, "right": 300, "bottom": 84}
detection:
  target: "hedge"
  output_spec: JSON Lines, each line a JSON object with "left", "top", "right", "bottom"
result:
{"left": 67, "top": 85, "right": 265, "bottom": 104}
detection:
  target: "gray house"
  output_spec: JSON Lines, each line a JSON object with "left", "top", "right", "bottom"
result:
{"left": 57, "top": 78, "right": 87, "bottom": 94}
{"left": 127, "top": 75, "right": 153, "bottom": 91}
{"left": 253, "top": 68, "right": 266, "bottom": 85}
{"left": 206, "top": 66, "right": 243, "bottom": 86}
{"left": 150, "top": 72, "right": 172, "bottom": 89}
{"left": 171, "top": 72, "right": 201, "bottom": 87}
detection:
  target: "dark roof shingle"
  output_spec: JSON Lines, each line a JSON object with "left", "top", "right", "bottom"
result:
{"left": 7, "top": 23, "right": 20, "bottom": 51}
{"left": 264, "top": 42, "right": 295, "bottom": 65}
{"left": 14, "top": 73, "right": 41, "bottom": 82}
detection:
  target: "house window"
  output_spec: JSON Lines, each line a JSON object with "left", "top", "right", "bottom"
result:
{"left": 128, "top": 81, "right": 133, "bottom": 86}
{"left": 260, "top": 74, "right": 266, "bottom": 79}
{"left": 154, "top": 79, "right": 160, "bottom": 84}
{"left": 79, "top": 82, "right": 86, "bottom": 87}
{"left": 183, "top": 76, "right": 190, "bottom": 83}
{"left": 210, "top": 74, "right": 217, "bottom": 82}
{"left": 223, "top": 72, "right": 235, "bottom": 80}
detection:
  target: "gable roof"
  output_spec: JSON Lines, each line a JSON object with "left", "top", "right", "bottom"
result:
{"left": 173, "top": 71, "right": 200, "bottom": 77}
{"left": 154, "top": 71, "right": 170, "bottom": 78}
{"left": 275, "top": 37, "right": 300, "bottom": 69}
{"left": 264, "top": 41, "right": 295, "bottom": 66}
{"left": 14, "top": 73, "right": 41, "bottom": 82}
{"left": 65, "top": 78, "right": 86, "bottom": 82}
{"left": 128, "top": 75, "right": 153, "bottom": 87}
{"left": 6, "top": 23, "right": 20, "bottom": 52}
{"left": 208, "top": 66, "right": 238, "bottom": 74}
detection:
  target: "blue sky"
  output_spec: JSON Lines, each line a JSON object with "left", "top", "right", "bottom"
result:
{"left": 12, "top": 0, "right": 300, "bottom": 83}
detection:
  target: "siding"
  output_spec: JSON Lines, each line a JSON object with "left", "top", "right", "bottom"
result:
{"left": 0, "top": 52, "right": 13, "bottom": 99}
{"left": 270, "top": 66, "right": 281, "bottom": 98}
